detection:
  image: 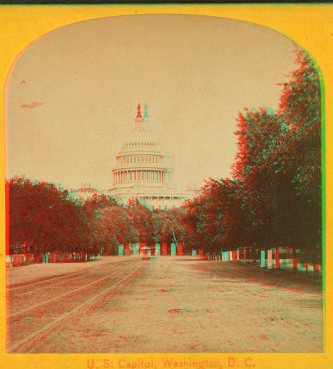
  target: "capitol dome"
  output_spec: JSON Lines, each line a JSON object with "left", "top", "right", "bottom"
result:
{"left": 108, "top": 104, "right": 195, "bottom": 210}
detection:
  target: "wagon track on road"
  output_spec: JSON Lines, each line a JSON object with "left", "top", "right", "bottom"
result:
{"left": 8, "top": 261, "right": 126, "bottom": 297}
{"left": 7, "top": 261, "right": 136, "bottom": 319}
{"left": 7, "top": 260, "right": 120, "bottom": 292}
{"left": 8, "top": 260, "right": 147, "bottom": 353}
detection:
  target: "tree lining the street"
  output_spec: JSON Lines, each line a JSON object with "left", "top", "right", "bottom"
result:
{"left": 7, "top": 178, "right": 190, "bottom": 257}
{"left": 182, "top": 49, "right": 322, "bottom": 255}
{"left": 7, "top": 176, "right": 89, "bottom": 256}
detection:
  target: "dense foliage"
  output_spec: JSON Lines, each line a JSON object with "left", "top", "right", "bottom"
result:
{"left": 8, "top": 177, "right": 87, "bottom": 256}
{"left": 183, "top": 50, "right": 322, "bottom": 254}
{"left": 7, "top": 177, "right": 190, "bottom": 257}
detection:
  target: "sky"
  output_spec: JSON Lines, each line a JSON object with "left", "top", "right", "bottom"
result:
{"left": 6, "top": 14, "right": 300, "bottom": 191}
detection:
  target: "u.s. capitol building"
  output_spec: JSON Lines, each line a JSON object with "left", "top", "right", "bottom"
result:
{"left": 72, "top": 104, "right": 200, "bottom": 208}
{"left": 108, "top": 104, "right": 198, "bottom": 209}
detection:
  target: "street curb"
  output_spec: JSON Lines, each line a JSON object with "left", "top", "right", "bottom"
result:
{"left": 238, "top": 259, "right": 322, "bottom": 282}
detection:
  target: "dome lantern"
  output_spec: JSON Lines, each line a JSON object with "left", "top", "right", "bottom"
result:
{"left": 109, "top": 105, "right": 195, "bottom": 210}
{"left": 136, "top": 103, "right": 142, "bottom": 119}
{"left": 143, "top": 104, "right": 149, "bottom": 119}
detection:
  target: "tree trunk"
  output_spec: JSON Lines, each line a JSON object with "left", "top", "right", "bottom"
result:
{"left": 172, "top": 229, "right": 178, "bottom": 245}
{"left": 292, "top": 248, "right": 298, "bottom": 272}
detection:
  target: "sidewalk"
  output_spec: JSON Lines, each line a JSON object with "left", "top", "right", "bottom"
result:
{"left": 6, "top": 256, "right": 111, "bottom": 287}
{"left": 239, "top": 259, "right": 323, "bottom": 282}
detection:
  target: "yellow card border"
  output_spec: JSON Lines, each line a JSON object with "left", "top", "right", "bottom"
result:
{"left": 1, "top": 4, "right": 332, "bottom": 369}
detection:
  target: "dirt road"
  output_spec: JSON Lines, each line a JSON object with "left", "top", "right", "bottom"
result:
{"left": 7, "top": 256, "right": 323, "bottom": 353}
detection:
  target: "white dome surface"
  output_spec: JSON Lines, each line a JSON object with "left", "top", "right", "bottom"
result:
{"left": 109, "top": 104, "right": 196, "bottom": 210}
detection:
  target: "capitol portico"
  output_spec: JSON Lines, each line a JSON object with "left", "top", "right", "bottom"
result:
{"left": 108, "top": 104, "right": 196, "bottom": 209}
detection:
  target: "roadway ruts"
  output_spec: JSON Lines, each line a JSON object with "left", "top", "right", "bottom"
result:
{"left": 6, "top": 256, "right": 322, "bottom": 353}
{"left": 7, "top": 259, "right": 147, "bottom": 352}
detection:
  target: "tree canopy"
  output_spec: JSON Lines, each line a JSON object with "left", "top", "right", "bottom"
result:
{"left": 182, "top": 49, "right": 322, "bottom": 253}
